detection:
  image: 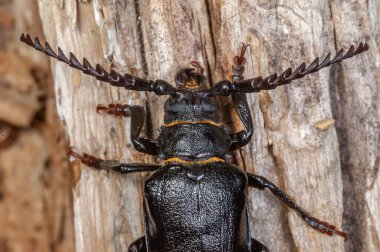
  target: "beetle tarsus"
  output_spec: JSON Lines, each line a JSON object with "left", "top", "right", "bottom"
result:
{"left": 303, "top": 215, "right": 347, "bottom": 238}
{"left": 68, "top": 147, "right": 103, "bottom": 169}
{"left": 96, "top": 103, "right": 131, "bottom": 116}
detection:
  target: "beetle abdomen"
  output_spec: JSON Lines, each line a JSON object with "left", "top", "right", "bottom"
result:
{"left": 144, "top": 163, "right": 250, "bottom": 252}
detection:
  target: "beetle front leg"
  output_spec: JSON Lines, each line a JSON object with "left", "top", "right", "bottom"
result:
{"left": 229, "top": 92, "right": 254, "bottom": 151}
{"left": 97, "top": 104, "right": 160, "bottom": 156}
{"left": 229, "top": 43, "right": 254, "bottom": 150}
{"left": 69, "top": 148, "right": 160, "bottom": 174}
{"left": 96, "top": 103, "right": 131, "bottom": 116}
{"left": 247, "top": 173, "right": 347, "bottom": 238}
{"left": 210, "top": 83, "right": 254, "bottom": 150}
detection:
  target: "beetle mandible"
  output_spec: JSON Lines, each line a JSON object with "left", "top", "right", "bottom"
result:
{"left": 20, "top": 33, "right": 368, "bottom": 252}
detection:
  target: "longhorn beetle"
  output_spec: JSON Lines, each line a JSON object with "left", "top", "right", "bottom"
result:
{"left": 20, "top": 33, "right": 368, "bottom": 252}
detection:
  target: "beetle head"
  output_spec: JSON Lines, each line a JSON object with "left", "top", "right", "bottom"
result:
{"left": 174, "top": 62, "right": 207, "bottom": 89}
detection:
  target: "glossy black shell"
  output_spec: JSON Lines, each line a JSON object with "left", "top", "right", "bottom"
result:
{"left": 144, "top": 162, "right": 250, "bottom": 252}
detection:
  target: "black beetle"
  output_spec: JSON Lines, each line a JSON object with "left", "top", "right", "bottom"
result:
{"left": 20, "top": 33, "right": 368, "bottom": 252}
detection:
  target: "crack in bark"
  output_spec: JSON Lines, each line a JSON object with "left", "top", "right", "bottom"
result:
{"left": 134, "top": 0, "right": 148, "bottom": 77}
{"left": 198, "top": 22, "right": 214, "bottom": 88}
{"left": 327, "top": 1, "right": 339, "bottom": 53}
{"left": 328, "top": 3, "right": 366, "bottom": 251}
{"left": 204, "top": 0, "right": 217, "bottom": 86}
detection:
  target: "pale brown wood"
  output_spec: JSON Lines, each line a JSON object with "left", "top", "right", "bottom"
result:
{"left": 36, "top": 1, "right": 379, "bottom": 252}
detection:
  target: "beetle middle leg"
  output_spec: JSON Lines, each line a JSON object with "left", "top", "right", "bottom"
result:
{"left": 68, "top": 148, "right": 160, "bottom": 174}
{"left": 247, "top": 173, "right": 347, "bottom": 238}
{"left": 97, "top": 103, "right": 160, "bottom": 156}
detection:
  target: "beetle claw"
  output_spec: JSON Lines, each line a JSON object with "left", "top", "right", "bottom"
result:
{"left": 96, "top": 104, "right": 109, "bottom": 114}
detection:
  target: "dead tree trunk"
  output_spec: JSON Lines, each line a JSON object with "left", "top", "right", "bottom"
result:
{"left": 37, "top": 1, "right": 379, "bottom": 252}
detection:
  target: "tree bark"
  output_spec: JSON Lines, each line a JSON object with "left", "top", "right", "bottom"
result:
{"left": 37, "top": 1, "right": 379, "bottom": 252}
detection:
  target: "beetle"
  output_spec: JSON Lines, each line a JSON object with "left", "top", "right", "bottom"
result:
{"left": 20, "top": 33, "right": 368, "bottom": 252}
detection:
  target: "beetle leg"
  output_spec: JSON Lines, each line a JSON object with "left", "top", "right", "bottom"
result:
{"left": 97, "top": 104, "right": 160, "bottom": 156}
{"left": 226, "top": 44, "right": 254, "bottom": 150}
{"left": 96, "top": 103, "right": 131, "bottom": 116}
{"left": 229, "top": 92, "right": 254, "bottom": 151}
{"left": 251, "top": 237, "right": 269, "bottom": 252}
{"left": 68, "top": 148, "right": 160, "bottom": 174}
{"left": 247, "top": 173, "right": 347, "bottom": 238}
{"left": 128, "top": 236, "right": 146, "bottom": 252}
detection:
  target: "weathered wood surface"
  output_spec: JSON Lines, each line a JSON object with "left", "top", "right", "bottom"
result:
{"left": 0, "top": 0, "right": 75, "bottom": 251}
{"left": 37, "top": 1, "right": 379, "bottom": 252}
